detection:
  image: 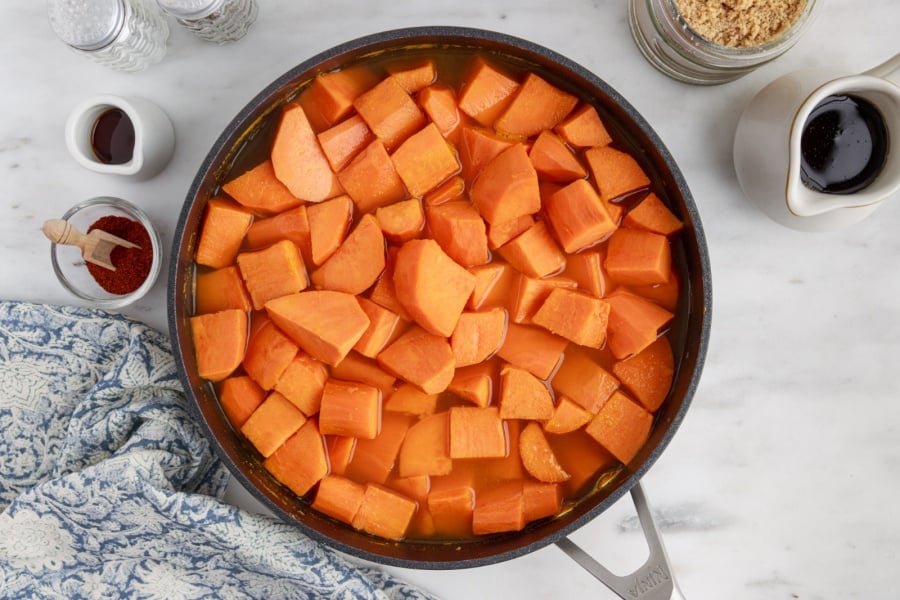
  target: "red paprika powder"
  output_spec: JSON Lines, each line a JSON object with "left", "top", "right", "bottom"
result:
{"left": 86, "top": 215, "right": 153, "bottom": 295}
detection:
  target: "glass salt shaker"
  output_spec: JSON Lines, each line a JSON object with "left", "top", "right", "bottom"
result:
{"left": 47, "top": 0, "right": 169, "bottom": 72}
{"left": 156, "top": 0, "right": 257, "bottom": 44}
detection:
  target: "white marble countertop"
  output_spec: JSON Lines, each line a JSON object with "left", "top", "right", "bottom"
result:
{"left": 2, "top": 2, "right": 899, "bottom": 598}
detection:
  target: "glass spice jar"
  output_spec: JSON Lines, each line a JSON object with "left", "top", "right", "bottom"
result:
{"left": 156, "top": 0, "right": 257, "bottom": 43}
{"left": 628, "top": 0, "right": 818, "bottom": 85}
{"left": 47, "top": 0, "right": 169, "bottom": 72}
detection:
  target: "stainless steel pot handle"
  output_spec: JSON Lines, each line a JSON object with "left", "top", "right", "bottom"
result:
{"left": 555, "top": 482, "right": 685, "bottom": 600}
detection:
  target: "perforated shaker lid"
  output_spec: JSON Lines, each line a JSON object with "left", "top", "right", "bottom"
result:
{"left": 156, "top": 0, "right": 223, "bottom": 20}
{"left": 47, "top": 0, "right": 126, "bottom": 51}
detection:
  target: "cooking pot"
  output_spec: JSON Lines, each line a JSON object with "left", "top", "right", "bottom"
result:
{"left": 168, "top": 26, "right": 711, "bottom": 599}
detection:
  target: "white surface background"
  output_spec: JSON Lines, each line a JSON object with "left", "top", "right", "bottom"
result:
{"left": 2, "top": 2, "right": 899, "bottom": 598}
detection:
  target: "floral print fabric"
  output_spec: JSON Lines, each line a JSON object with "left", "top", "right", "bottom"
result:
{"left": 0, "top": 301, "right": 434, "bottom": 600}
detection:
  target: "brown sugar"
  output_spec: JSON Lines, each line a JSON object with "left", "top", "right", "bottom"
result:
{"left": 673, "top": 0, "right": 808, "bottom": 48}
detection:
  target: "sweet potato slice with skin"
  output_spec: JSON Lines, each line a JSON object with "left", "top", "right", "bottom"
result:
{"left": 311, "top": 214, "right": 386, "bottom": 295}
{"left": 605, "top": 290, "right": 674, "bottom": 360}
{"left": 470, "top": 143, "right": 540, "bottom": 226}
{"left": 195, "top": 266, "right": 251, "bottom": 315}
{"left": 273, "top": 352, "right": 328, "bottom": 416}
{"left": 450, "top": 307, "right": 507, "bottom": 368}
{"left": 519, "top": 421, "right": 571, "bottom": 483}
{"left": 241, "top": 319, "right": 298, "bottom": 390}
{"left": 398, "top": 412, "right": 452, "bottom": 478}
{"left": 426, "top": 201, "right": 489, "bottom": 268}
{"left": 605, "top": 227, "right": 672, "bottom": 287}
{"left": 222, "top": 160, "right": 302, "bottom": 215}
{"left": 531, "top": 287, "right": 611, "bottom": 349}
{"left": 313, "top": 475, "right": 366, "bottom": 525}
{"left": 319, "top": 378, "right": 382, "bottom": 440}
{"left": 271, "top": 102, "right": 340, "bottom": 203}
{"left": 307, "top": 194, "right": 353, "bottom": 267}
{"left": 218, "top": 376, "right": 265, "bottom": 428}
{"left": 353, "top": 75, "right": 426, "bottom": 151}
{"left": 585, "top": 145, "right": 651, "bottom": 203}
{"left": 528, "top": 129, "right": 586, "bottom": 182}
{"left": 543, "top": 395, "right": 593, "bottom": 434}
{"left": 393, "top": 238, "right": 476, "bottom": 337}
{"left": 498, "top": 220, "right": 566, "bottom": 279}
{"left": 352, "top": 484, "right": 417, "bottom": 540}
{"left": 545, "top": 178, "right": 618, "bottom": 254}
{"left": 241, "top": 391, "right": 307, "bottom": 458}
{"left": 496, "top": 322, "right": 568, "bottom": 381}
{"left": 377, "top": 326, "right": 455, "bottom": 395}
{"left": 499, "top": 364, "right": 554, "bottom": 420}
{"left": 195, "top": 197, "right": 252, "bottom": 269}
{"left": 265, "top": 290, "right": 370, "bottom": 367}
{"left": 449, "top": 406, "right": 507, "bottom": 459}
{"left": 237, "top": 239, "right": 309, "bottom": 311}
{"left": 263, "top": 418, "right": 328, "bottom": 497}
{"left": 495, "top": 73, "right": 578, "bottom": 138}
{"left": 612, "top": 336, "right": 675, "bottom": 412}
{"left": 190, "top": 308, "right": 248, "bottom": 382}
{"left": 317, "top": 114, "right": 374, "bottom": 172}
{"left": 552, "top": 346, "right": 619, "bottom": 414}
{"left": 585, "top": 391, "right": 654, "bottom": 465}
{"left": 337, "top": 140, "right": 408, "bottom": 214}
{"left": 554, "top": 104, "right": 613, "bottom": 149}
{"left": 457, "top": 58, "right": 520, "bottom": 127}
{"left": 622, "top": 192, "right": 684, "bottom": 237}
{"left": 391, "top": 123, "right": 461, "bottom": 198}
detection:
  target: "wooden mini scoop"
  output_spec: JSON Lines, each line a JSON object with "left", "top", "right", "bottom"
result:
{"left": 42, "top": 218, "right": 140, "bottom": 271}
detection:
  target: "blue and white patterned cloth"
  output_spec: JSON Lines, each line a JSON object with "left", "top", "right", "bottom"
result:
{"left": 0, "top": 301, "right": 435, "bottom": 600}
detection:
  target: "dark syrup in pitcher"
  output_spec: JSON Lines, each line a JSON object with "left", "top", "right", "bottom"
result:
{"left": 90, "top": 108, "right": 135, "bottom": 165}
{"left": 800, "top": 94, "right": 888, "bottom": 195}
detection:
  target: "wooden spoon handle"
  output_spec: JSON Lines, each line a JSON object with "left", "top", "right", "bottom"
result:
{"left": 42, "top": 219, "right": 85, "bottom": 248}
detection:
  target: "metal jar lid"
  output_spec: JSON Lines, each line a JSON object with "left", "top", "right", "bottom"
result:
{"left": 47, "top": 0, "right": 127, "bottom": 51}
{"left": 156, "top": 0, "right": 224, "bottom": 20}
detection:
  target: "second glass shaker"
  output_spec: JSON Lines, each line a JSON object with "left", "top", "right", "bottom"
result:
{"left": 157, "top": 0, "right": 257, "bottom": 44}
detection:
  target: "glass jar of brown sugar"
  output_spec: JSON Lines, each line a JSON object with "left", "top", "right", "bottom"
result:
{"left": 628, "top": 0, "right": 818, "bottom": 85}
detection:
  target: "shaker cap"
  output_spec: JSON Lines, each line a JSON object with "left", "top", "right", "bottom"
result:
{"left": 47, "top": 0, "right": 126, "bottom": 51}
{"left": 156, "top": 0, "right": 223, "bottom": 20}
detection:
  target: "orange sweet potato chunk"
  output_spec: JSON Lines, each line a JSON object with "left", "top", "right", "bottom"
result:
{"left": 242, "top": 319, "right": 298, "bottom": 390}
{"left": 311, "top": 214, "right": 386, "bottom": 294}
{"left": 337, "top": 140, "right": 408, "bottom": 214}
{"left": 612, "top": 336, "right": 675, "bottom": 412}
{"left": 245, "top": 205, "right": 312, "bottom": 264}
{"left": 428, "top": 485, "right": 475, "bottom": 539}
{"left": 622, "top": 192, "right": 684, "bottom": 237}
{"left": 531, "top": 287, "right": 611, "bottom": 348}
{"left": 237, "top": 239, "right": 309, "bottom": 311}
{"left": 450, "top": 307, "right": 507, "bottom": 368}
{"left": 487, "top": 213, "right": 534, "bottom": 250}
{"left": 377, "top": 326, "right": 455, "bottom": 395}
{"left": 585, "top": 145, "right": 651, "bottom": 203}
{"left": 510, "top": 274, "right": 578, "bottom": 324}
{"left": 368, "top": 247, "right": 412, "bottom": 321}
{"left": 424, "top": 175, "right": 465, "bottom": 206}
{"left": 548, "top": 428, "right": 618, "bottom": 498}
{"left": 273, "top": 352, "right": 328, "bottom": 416}
{"left": 605, "top": 227, "right": 672, "bottom": 287}
{"left": 418, "top": 84, "right": 461, "bottom": 139}
{"left": 195, "top": 197, "right": 252, "bottom": 269}
{"left": 344, "top": 412, "right": 414, "bottom": 485}
{"left": 313, "top": 475, "right": 366, "bottom": 525}
{"left": 398, "top": 412, "right": 452, "bottom": 478}
{"left": 263, "top": 417, "right": 328, "bottom": 496}
{"left": 447, "top": 361, "right": 495, "bottom": 408}
{"left": 544, "top": 178, "right": 618, "bottom": 253}
{"left": 299, "top": 66, "right": 378, "bottom": 131}
{"left": 190, "top": 308, "right": 248, "bottom": 382}
{"left": 457, "top": 58, "right": 520, "bottom": 127}
{"left": 307, "top": 194, "right": 353, "bottom": 267}
{"left": 605, "top": 290, "right": 674, "bottom": 360}
{"left": 448, "top": 406, "right": 507, "bottom": 459}
{"left": 426, "top": 201, "right": 489, "bottom": 268}
{"left": 543, "top": 395, "right": 593, "bottom": 434}
{"left": 519, "top": 421, "right": 570, "bottom": 483}
{"left": 241, "top": 391, "right": 307, "bottom": 458}
{"left": 353, "top": 75, "right": 426, "bottom": 151}
{"left": 393, "top": 238, "right": 476, "bottom": 337}
{"left": 388, "top": 59, "right": 436, "bottom": 93}
{"left": 472, "top": 480, "right": 525, "bottom": 535}
{"left": 458, "top": 125, "right": 515, "bottom": 187}
{"left": 271, "top": 102, "right": 340, "bottom": 203}
{"left": 384, "top": 382, "right": 439, "bottom": 417}
{"left": 375, "top": 198, "right": 425, "bottom": 243}
{"left": 585, "top": 391, "right": 653, "bottom": 465}
{"left": 353, "top": 297, "right": 402, "bottom": 359}
{"left": 265, "top": 290, "right": 371, "bottom": 366}
{"left": 470, "top": 143, "right": 540, "bottom": 226}
{"left": 467, "top": 263, "right": 508, "bottom": 311}
{"left": 554, "top": 104, "right": 613, "bottom": 149}
{"left": 326, "top": 435, "right": 357, "bottom": 476}
{"left": 195, "top": 266, "right": 252, "bottom": 315}
{"left": 522, "top": 481, "right": 562, "bottom": 522}
{"left": 218, "top": 375, "right": 265, "bottom": 428}
{"left": 391, "top": 123, "right": 461, "bottom": 198}
{"left": 317, "top": 114, "right": 374, "bottom": 173}
{"left": 496, "top": 322, "right": 568, "bottom": 381}
{"left": 222, "top": 159, "right": 302, "bottom": 215}
{"left": 498, "top": 364, "right": 554, "bottom": 420}
{"left": 565, "top": 250, "right": 609, "bottom": 299}
{"left": 331, "top": 352, "right": 396, "bottom": 400}
{"left": 498, "top": 220, "right": 566, "bottom": 279}
{"left": 495, "top": 73, "right": 578, "bottom": 138}
{"left": 352, "top": 484, "right": 417, "bottom": 540}
{"left": 528, "top": 129, "right": 586, "bottom": 182}
{"left": 319, "top": 378, "right": 382, "bottom": 440}
{"left": 552, "top": 346, "right": 619, "bottom": 414}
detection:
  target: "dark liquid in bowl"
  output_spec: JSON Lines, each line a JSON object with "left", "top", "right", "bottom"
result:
{"left": 800, "top": 94, "right": 887, "bottom": 195}
{"left": 91, "top": 108, "right": 135, "bottom": 165}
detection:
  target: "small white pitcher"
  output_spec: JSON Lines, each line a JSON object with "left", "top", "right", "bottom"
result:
{"left": 734, "top": 53, "right": 900, "bottom": 232}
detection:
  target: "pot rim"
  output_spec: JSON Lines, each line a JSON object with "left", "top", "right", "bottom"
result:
{"left": 168, "top": 25, "right": 712, "bottom": 570}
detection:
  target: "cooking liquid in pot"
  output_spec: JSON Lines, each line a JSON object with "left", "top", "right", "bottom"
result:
{"left": 191, "top": 47, "right": 686, "bottom": 542}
